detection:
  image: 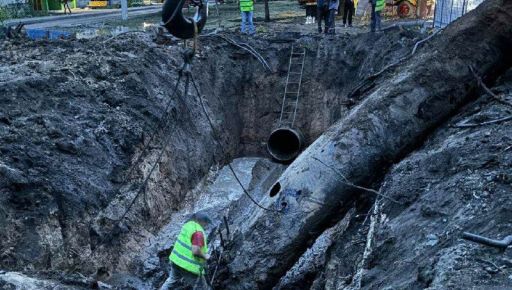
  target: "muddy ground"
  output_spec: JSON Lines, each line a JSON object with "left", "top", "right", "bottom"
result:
{"left": 1, "top": 10, "right": 511, "bottom": 290}
{"left": 305, "top": 70, "right": 512, "bottom": 290}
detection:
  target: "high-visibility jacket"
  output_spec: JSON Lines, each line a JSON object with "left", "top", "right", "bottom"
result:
{"left": 375, "top": 0, "right": 385, "bottom": 11}
{"left": 169, "top": 221, "right": 208, "bottom": 275}
{"left": 240, "top": 0, "right": 254, "bottom": 12}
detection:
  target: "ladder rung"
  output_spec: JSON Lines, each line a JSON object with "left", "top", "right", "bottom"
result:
{"left": 279, "top": 46, "right": 304, "bottom": 126}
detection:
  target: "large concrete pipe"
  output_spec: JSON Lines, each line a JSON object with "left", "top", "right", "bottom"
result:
{"left": 267, "top": 127, "right": 304, "bottom": 162}
{"left": 219, "top": 1, "right": 512, "bottom": 288}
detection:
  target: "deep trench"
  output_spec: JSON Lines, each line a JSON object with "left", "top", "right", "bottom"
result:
{"left": 0, "top": 29, "right": 424, "bottom": 288}
{"left": 150, "top": 31, "right": 425, "bottom": 289}
{"left": 2, "top": 2, "right": 512, "bottom": 287}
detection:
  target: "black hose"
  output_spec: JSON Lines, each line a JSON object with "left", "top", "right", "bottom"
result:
{"left": 462, "top": 232, "right": 512, "bottom": 249}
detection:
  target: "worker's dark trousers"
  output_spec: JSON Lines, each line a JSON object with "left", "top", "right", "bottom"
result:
{"left": 63, "top": 3, "right": 71, "bottom": 14}
{"left": 160, "top": 263, "right": 207, "bottom": 290}
{"left": 327, "top": 9, "right": 336, "bottom": 34}
{"left": 370, "top": 4, "right": 381, "bottom": 32}
{"left": 317, "top": 6, "right": 329, "bottom": 33}
{"left": 343, "top": 0, "right": 354, "bottom": 25}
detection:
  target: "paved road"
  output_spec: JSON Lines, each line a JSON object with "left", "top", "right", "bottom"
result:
{"left": 5, "top": 5, "right": 162, "bottom": 29}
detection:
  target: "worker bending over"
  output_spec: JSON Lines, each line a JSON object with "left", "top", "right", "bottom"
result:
{"left": 160, "top": 212, "right": 211, "bottom": 290}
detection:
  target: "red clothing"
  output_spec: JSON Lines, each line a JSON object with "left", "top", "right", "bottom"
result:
{"left": 191, "top": 231, "right": 205, "bottom": 247}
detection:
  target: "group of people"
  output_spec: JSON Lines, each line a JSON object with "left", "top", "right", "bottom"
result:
{"left": 62, "top": 0, "right": 72, "bottom": 14}
{"left": 317, "top": 0, "right": 384, "bottom": 33}
{"left": 239, "top": 0, "right": 385, "bottom": 35}
{"left": 240, "top": 0, "right": 386, "bottom": 35}
{"left": 316, "top": 0, "right": 337, "bottom": 34}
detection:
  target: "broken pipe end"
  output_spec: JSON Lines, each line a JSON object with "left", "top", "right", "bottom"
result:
{"left": 267, "top": 127, "right": 304, "bottom": 162}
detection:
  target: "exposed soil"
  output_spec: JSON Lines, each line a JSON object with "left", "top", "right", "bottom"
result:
{"left": 308, "top": 70, "right": 512, "bottom": 290}
{"left": 1, "top": 6, "right": 510, "bottom": 289}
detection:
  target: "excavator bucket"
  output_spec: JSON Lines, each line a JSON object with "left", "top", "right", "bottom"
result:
{"left": 162, "top": 0, "right": 208, "bottom": 40}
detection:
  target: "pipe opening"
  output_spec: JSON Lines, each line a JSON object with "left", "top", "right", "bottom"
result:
{"left": 267, "top": 128, "right": 303, "bottom": 162}
{"left": 269, "top": 182, "right": 281, "bottom": 197}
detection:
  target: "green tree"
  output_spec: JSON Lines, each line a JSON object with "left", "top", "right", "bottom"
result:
{"left": 0, "top": 7, "right": 10, "bottom": 37}
{"left": 0, "top": 7, "right": 10, "bottom": 24}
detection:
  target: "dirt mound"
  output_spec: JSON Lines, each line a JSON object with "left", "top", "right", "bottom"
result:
{"left": 0, "top": 34, "right": 241, "bottom": 273}
{"left": 311, "top": 69, "right": 512, "bottom": 290}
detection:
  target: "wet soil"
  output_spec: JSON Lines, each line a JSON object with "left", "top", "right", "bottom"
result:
{"left": 2, "top": 15, "right": 505, "bottom": 290}
{"left": 309, "top": 70, "right": 512, "bottom": 290}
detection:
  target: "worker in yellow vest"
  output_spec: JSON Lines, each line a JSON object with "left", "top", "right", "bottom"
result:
{"left": 160, "top": 212, "right": 211, "bottom": 290}
{"left": 240, "top": 0, "right": 256, "bottom": 35}
{"left": 370, "top": 0, "right": 385, "bottom": 32}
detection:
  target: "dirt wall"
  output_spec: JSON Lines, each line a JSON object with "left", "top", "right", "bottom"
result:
{"left": 0, "top": 28, "right": 420, "bottom": 279}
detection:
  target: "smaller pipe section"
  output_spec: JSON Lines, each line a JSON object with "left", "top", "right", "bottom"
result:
{"left": 267, "top": 127, "right": 304, "bottom": 162}
{"left": 462, "top": 232, "right": 512, "bottom": 249}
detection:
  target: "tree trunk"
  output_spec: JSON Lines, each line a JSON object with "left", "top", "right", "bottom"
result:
{"left": 217, "top": 0, "right": 512, "bottom": 288}
{"left": 264, "top": 0, "right": 270, "bottom": 22}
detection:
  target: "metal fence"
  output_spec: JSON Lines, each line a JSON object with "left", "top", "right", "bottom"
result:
{"left": 433, "top": 0, "right": 484, "bottom": 27}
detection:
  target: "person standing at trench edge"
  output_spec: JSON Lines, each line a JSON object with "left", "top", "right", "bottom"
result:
{"left": 160, "top": 212, "right": 211, "bottom": 290}
{"left": 370, "top": 0, "right": 384, "bottom": 32}
{"left": 343, "top": 0, "right": 355, "bottom": 27}
{"left": 327, "top": 0, "right": 339, "bottom": 34}
{"left": 240, "top": 0, "right": 256, "bottom": 35}
{"left": 317, "top": 0, "right": 329, "bottom": 33}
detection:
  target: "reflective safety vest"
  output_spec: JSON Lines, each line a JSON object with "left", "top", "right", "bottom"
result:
{"left": 240, "top": 0, "right": 254, "bottom": 12}
{"left": 169, "top": 221, "right": 208, "bottom": 275}
{"left": 375, "top": 0, "right": 385, "bottom": 11}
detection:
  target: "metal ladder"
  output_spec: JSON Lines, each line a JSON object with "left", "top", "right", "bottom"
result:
{"left": 278, "top": 45, "right": 306, "bottom": 128}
